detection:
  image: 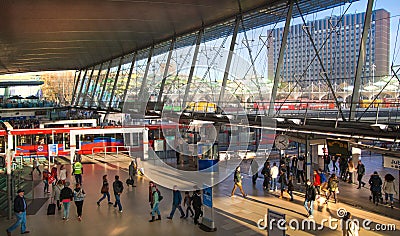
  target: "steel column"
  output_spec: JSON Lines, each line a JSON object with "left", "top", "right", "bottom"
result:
{"left": 218, "top": 17, "right": 240, "bottom": 109}
{"left": 98, "top": 61, "right": 112, "bottom": 108}
{"left": 107, "top": 56, "right": 124, "bottom": 110}
{"left": 157, "top": 39, "right": 176, "bottom": 105}
{"left": 183, "top": 29, "right": 203, "bottom": 105}
{"left": 296, "top": 3, "right": 345, "bottom": 121}
{"left": 71, "top": 70, "right": 82, "bottom": 105}
{"left": 81, "top": 66, "right": 95, "bottom": 107}
{"left": 349, "top": 0, "right": 375, "bottom": 121}
{"left": 75, "top": 68, "right": 88, "bottom": 107}
{"left": 138, "top": 47, "right": 154, "bottom": 99}
{"left": 121, "top": 53, "right": 137, "bottom": 110}
{"left": 268, "top": 0, "right": 293, "bottom": 116}
{"left": 89, "top": 62, "right": 104, "bottom": 107}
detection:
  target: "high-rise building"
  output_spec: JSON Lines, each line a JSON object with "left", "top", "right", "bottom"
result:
{"left": 267, "top": 9, "right": 390, "bottom": 87}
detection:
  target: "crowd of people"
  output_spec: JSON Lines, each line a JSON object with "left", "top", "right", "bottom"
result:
{"left": 4, "top": 118, "right": 40, "bottom": 129}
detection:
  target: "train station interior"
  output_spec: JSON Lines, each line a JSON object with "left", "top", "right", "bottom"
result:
{"left": 0, "top": 0, "right": 400, "bottom": 235}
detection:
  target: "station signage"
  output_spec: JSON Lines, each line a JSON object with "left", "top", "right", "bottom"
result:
{"left": 326, "top": 139, "right": 350, "bottom": 157}
{"left": 383, "top": 156, "right": 400, "bottom": 170}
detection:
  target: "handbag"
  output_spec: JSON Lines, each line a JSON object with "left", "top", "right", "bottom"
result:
{"left": 101, "top": 185, "right": 108, "bottom": 193}
{"left": 48, "top": 175, "right": 55, "bottom": 185}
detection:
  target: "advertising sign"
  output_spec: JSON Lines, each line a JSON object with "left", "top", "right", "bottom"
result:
{"left": 203, "top": 185, "right": 213, "bottom": 208}
{"left": 48, "top": 144, "right": 58, "bottom": 156}
{"left": 326, "top": 139, "right": 350, "bottom": 157}
{"left": 154, "top": 140, "right": 164, "bottom": 152}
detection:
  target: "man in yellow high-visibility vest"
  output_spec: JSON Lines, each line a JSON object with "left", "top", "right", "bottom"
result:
{"left": 73, "top": 160, "right": 83, "bottom": 185}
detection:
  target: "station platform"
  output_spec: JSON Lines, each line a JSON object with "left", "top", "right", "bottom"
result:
{"left": 1, "top": 154, "right": 399, "bottom": 236}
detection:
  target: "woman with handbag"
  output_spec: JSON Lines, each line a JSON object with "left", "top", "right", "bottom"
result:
{"left": 97, "top": 175, "right": 112, "bottom": 206}
{"left": 73, "top": 183, "right": 86, "bottom": 221}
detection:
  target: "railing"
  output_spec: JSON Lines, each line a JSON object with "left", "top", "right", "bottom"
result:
{"left": 91, "top": 146, "right": 131, "bottom": 159}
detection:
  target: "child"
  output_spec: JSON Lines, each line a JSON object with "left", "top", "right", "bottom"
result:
{"left": 183, "top": 191, "right": 194, "bottom": 218}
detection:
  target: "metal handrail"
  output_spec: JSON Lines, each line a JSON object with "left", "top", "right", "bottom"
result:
{"left": 91, "top": 146, "right": 131, "bottom": 159}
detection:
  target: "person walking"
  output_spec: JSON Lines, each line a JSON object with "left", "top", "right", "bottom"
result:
{"left": 50, "top": 164, "right": 58, "bottom": 185}
{"left": 287, "top": 175, "right": 294, "bottom": 201}
{"left": 59, "top": 165, "right": 67, "bottom": 185}
{"left": 6, "top": 189, "right": 30, "bottom": 235}
{"left": 356, "top": 160, "right": 366, "bottom": 189}
{"left": 192, "top": 189, "right": 202, "bottom": 225}
{"left": 97, "top": 175, "right": 113, "bottom": 206}
{"left": 331, "top": 156, "right": 338, "bottom": 173}
{"left": 31, "top": 157, "right": 41, "bottom": 176}
{"left": 149, "top": 183, "right": 162, "bottom": 222}
{"left": 313, "top": 170, "right": 321, "bottom": 196}
{"left": 383, "top": 174, "right": 397, "bottom": 208}
{"left": 270, "top": 162, "right": 279, "bottom": 191}
{"left": 304, "top": 180, "right": 316, "bottom": 218}
{"left": 231, "top": 166, "right": 247, "bottom": 198}
{"left": 128, "top": 161, "right": 137, "bottom": 187}
{"left": 368, "top": 171, "right": 383, "bottom": 205}
{"left": 347, "top": 158, "right": 355, "bottom": 184}
{"left": 261, "top": 161, "right": 271, "bottom": 191}
{"left": 113, "top": 175, "right": 124, "bottom": 212}
{"left": 326, "top": 174, "right": 339, "bottom": 204}
{"left": 296, "top": 157, "right": 305, "bottom": 184}
{"left": 60, "top": 181, "right": 74, "bottom": 220}
{"left": 72, "top": 160, "right": 83, "bottom": 185}
{"left": 183, "top": 191, "right": 194, "bottom": 218}
{"left": 73, "top": 183, "right": 86, "bottom": 221}
{"left": 319, "top": 169, "right": 328, "bottom": 197}
{"left": 323, "top": 154, "right": 331, "bottom": 173}
{"left": 167, "top": 185, "right": 185, "bottom": 219}
{"left": 250, "top": 159, "right": 259, "bottom": 185}
{"left": 52, "top": 180, "right": 64, "bottom": 211}
{"left": 42, "top": 167, "right": 50, "bottom": 194}
{"left": 278, "top": 170, "right": 287, "bottom": 199}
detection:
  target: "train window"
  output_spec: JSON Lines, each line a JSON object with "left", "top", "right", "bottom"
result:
{"left": 0, "top": 136, "right": 5, "bottom": 153}
{"left": 64, "top": 133, "right": 70, "bottom": 150}
{"left": 35, "top": 135, "right": 47, "bottom": 145}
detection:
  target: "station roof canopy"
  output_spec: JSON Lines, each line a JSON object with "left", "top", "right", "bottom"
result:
{"left": 0, "top": 0, "right": 350, "bottom": 75}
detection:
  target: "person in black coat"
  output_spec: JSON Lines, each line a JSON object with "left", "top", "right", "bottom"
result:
{"left": 6, "top": 189, "right": 30, "bottom": 235}
{"left": 304, "top": 180, "right": 316, "bottom": 218}
{"left": 261, "top": 161, "right": 271, "bottom": 190}
{"left": 113, "top": 175, "right": 124, "bottom": 212}
{"left": 368, "top": 171, "right": 382, "bottom": 205}
{"left": 192, "top": 190, "right": 202, "bottom": 225}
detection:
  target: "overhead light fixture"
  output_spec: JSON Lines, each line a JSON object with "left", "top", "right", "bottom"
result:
{"left": 370, "top": 124, "right": 388, "bottom": 132}
{"left": 287, "top": 118, "right": 302, "bottom": 125}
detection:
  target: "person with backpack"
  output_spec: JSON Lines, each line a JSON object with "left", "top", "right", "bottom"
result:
{"left": 113, "top": 175, "right": 124, "bottom": 212}
{"left": 304, "top": 179, "right": 317, "bottom": 218}
{"left": 73, "top": 183, "right": 86, "bottom": 221}
{"left": 231, "top": 166, "right": 247, "bottom": 198}
{"left": 149, "top": 182, "right": 162, "bottom": 222}
{"left": 192, "top": 189, "right": 202, "bottom": 225}
{"left": 97, "top": 175, "right": 113, "bottom": 206}
{"left": 183, "top": 191, "right": 194, "bottom": 218}
{"left": 52, "top": 180, "right": 64, "bottom": 211}
{"left": 326, "top": 174, "right": 339, "bottom": 204}
{"left": 368, "top": 171, "right": 382, "bottom": 205}
{"left": 261, "top": 161, "right": 271, "bottom": 191}
{"left": 60, "top": 181, "right": 74, "bottom": 220}
{"left": 356, "top": 160, "right": 366, "bottom": 189}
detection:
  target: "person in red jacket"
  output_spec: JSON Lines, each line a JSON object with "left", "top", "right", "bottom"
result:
{"left": 313, "top": 170, "right": 321, "bottom": 195}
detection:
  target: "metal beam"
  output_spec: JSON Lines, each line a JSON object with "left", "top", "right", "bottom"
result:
{"left": 71, "top": 70, "right": 81, "bottom": 105}
{"left": 183, "top": 29, "right": 204, "bottom": 105}
{"left": 75, "top": 68, "right": 88, "bottom": 107}
{"left": 107, "top": 56, "right": 124, "bottom": 110}
{"left": 138, "top": 46, "right": 154, "bottom": 99}
{"left": 157, "top": 39, "right": 176, "bottom": 105}
{"left": 218, "top": 17, "right": 240, "bottom": 109}
{"left": 268, "top": 0, "right": 293, "bottom": 116}
{"left": 81, "top": 66, "right": 95, "bottom": 107}
{"left": 98, "top": 60, "right": 112, "bottom": 108}
{"left": 296, "top": 2, "right": 346, "bottom": 121}
{"left": 89, "top": 62, "right": 103, "bottom": 107}
{"left": 121, "top": 53, "right": 137, "bottom": 111}
{"left": 349, "top": 0, "right": 375, "bottom": 121}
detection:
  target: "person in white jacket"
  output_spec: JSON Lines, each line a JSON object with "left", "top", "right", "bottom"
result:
{"left": 270, "top": 163, "right": 279, "bottom": 191}
{"left": 383, "top": 174, "right": 397, "bottom": 208}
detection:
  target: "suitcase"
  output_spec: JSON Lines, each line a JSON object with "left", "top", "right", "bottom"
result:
{"left": 47, "top": 203, "right": 56, "bottom": 215}
{"left": 126, "top": 179, "right": 134, "bottom": 186}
